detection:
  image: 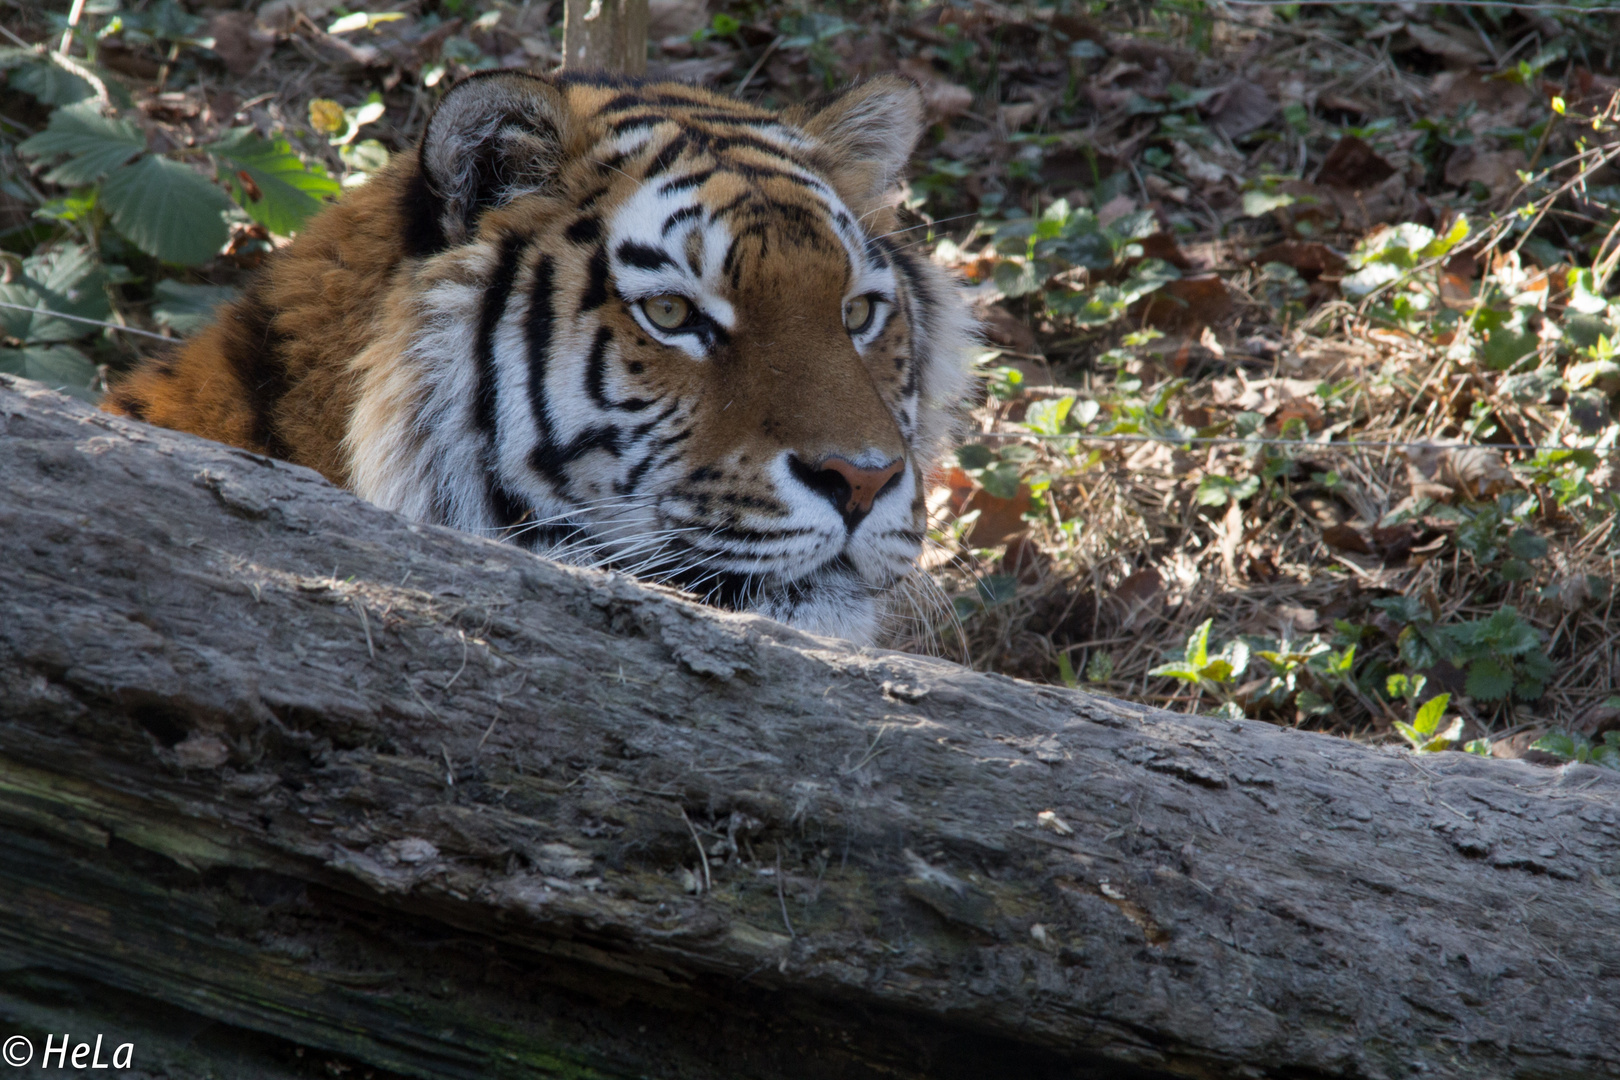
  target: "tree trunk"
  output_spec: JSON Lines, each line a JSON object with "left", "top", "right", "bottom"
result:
{"left": 562, "top": 0, "right": 648, "bottom": 75}
{"left": 1, "top": 373, "right": 1617, "bottom": 1080}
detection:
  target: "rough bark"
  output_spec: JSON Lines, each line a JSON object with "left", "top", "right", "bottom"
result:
{"left": 562, "top": 0, "right": 648, "bottom": 75}
{"left": 0, "top": 372, "right": 1617, "bottom": 1080}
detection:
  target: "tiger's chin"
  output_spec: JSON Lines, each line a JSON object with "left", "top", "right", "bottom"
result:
{"left": 745, "top": 567, "right": 883, "bottom": 645}
{"left": 640, "top": 554, "right": 892, "bottom": 645}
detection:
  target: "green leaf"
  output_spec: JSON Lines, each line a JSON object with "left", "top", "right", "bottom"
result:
{"left": 1195, "top": 474, "right": 1259, "bottom": 507}
{"left": 1412, "top": 692, "right": 1451, "bottom": 738}
{"left": 1024, "top": 395, "right": 1075, "bottom": 436}
{"left": 1418, "top": 214, "right": 1469, "bottom": 259}
{"left": 0, "top": 242, "right": 111, "bottom": 344}
{"left": 17, "top": 100, "right": 146, "bottom": 186}
{"left": 975, "top": 574, "right": 1017, "bottom": 607}
{"left": 993, "top": 259, "right": 1042, "bottom": 298}
{"left": 1185, "top": 619, "right": 1213, "bottom": 670}
{"left": 979, "top": 461, "right": 1023, "bottom": 500}
{"left": 100, "top": 155, "right": 232, "bottom": 265}
{"left": 1531, "top": 732, "right": 1578, "bottom": 759}
{"left": 1241, "top": 189, "right": 1295, "bottom": 217}
{"left": 0, "top": 343, "right": 100, "bottom": 399}
{"left": 1463, "top": 738, "right": 1492, "bottom": 756}
{"left": 209, "top": 128, "right": 342, "bottom": 236}
{"left": 1464, "top": 658, "right": 1514, "bottom": 701}
{"left": 8, "top": 57, "right": 96, "bottom": 105}
{"left": 956, "top": 444, "right": 994, "bottom": 471}
{"left": 1480, "top": 328, "right": 1537, "bottom": 371}
{"left": 1148, "top": 662, "right": 1201, "bottom": 683}
{"left": 152, "top": 280, "right": 237, "bottom": 335}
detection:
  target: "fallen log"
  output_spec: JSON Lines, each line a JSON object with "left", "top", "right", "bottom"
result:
{"left": 1, "top": 372, "right": 1617, "bottom": 1080}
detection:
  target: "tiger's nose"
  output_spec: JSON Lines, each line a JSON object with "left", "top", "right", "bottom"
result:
{"left": 789, "top": 454, "right": 905, "bottom": 530}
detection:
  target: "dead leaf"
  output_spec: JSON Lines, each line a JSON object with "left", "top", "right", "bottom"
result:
{"left": 1405, "top": 442, "right": 1516, "bottom": 501}
{"left": 259, "top": 0, "right": 337, "bottom": 33}
{"left": 1097, "top": 194, "right": 1138, "bottom": 226}
{"left": 978, "top": 304, "right": 1039, "bottom": 354}
{"left": 1139, "top": 276, "right": 1232, "bottom": 331}
{"left": 1318, "top": 136, "right": 1396, "bottom": 190}
{"left": 1173, "top": 140, "right": 1230, "bottom": 187}
{"left": 1000, "top": 533, "right": 1051, "bottom": 584}
{"left": 1322, "top": 524, "right": 1374, "bottom": 555}
{"left": 648, "top": 0, "right": 709, "bottom": 40}
{"left": 1110, "top": 568, "right": 1163, "bottom": 631}
{"left": 1000, "top": 102, "right": 1039, "bottom": 131}
{"left": 209, "top": 11, "right": 274, "bottom": 77}
{"left": 1402, "top": 22, "right": 1489, "bottom": 67}
{"left": 1443, "top": 146, "right": 1528, "bottom": 200}
{"left": 1204, "top": 79, "right": 1276, "bottom": 139}
{"left": 946, "top": 468, "right": 1031, "bottom": 548}
{"left": 1254, "top": 240, "right": 1347, "bottom": 279}
{"left": 898, "top": 58, "right": 975, "bottom": 124}
{"left": 647, "top": 54, "right": 739, "bottom": 86}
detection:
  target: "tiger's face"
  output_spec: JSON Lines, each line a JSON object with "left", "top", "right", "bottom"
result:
{"left": 346, "top": 73, "right": 973, "bottom": 643}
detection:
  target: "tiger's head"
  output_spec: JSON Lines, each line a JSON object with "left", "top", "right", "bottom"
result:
{"left": 346, "top": 72, "right": 974, "bottom": 644}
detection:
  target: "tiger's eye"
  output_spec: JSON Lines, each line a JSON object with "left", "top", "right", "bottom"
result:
{"left": 643, "top": 295, "right": 691, "bottom": 330}
{"left": 844, "top": 295, "right": 874, "bottom": 333}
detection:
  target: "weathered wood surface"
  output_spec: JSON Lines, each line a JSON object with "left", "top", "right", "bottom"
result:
{"left": 0, "top": 372, "right": 1617, "bottom": 1080}
{"left": 561, "top": 0, "right": 648, "bottom": 75}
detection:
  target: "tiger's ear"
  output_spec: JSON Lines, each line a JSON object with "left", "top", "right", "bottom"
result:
{"left": 790, "top": 76, "right": 925, "bottom": 222}
{"left": 413, "top": 71, "right": 574, "bottom": 252}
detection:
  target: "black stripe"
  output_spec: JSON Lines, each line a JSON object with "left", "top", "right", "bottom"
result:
{"left": 616, "top": 447, "right": 660, "bottom": 495}
{"left": 642, "top": 133, "right": 689, "bottom": 179}
{"left": 565, "top": 215, "right": 602, "bottom": 245}
{"left": 616, "top": 241, "right": 675, "bottom": 271}
{"left": 525, "top": 254, "right": 557, "bottom": 444}
{"left": 599, "top": 90, "right": 708, "bottom": 112}
{"left": 488, "top": 482, "right": 531, "bottom": 532}
{"left": 577, "top": 186, "right": 610, "bottom": 212}
{"left": 686, "top": 111, "right": 783, "bottom": 127}
{"left": 580, "top": 246, "right": 610, "bottom": 311}
{"left": 661, "top": 206, "right": 702, "bottom": 234}
{"left": 659, "top": 168, "right": 714, "bottom": 195}
{"left": 584, "top": 326, "right": 656, "bottom": 412}
{"left": 473, "top": 232, "right": 528, "bottom": 440}
{"left": 610, "top": 113, "right": 673, "bottom": 134}
{"left": 705, "top": 131, "right": 809, "bottom": 167}
{"left": 225, "top": 286, "right": 293, "bottom": 460}
{"left": 529, "top": 426, "right": 623, "bottom": 488}
{"left": 709, "top": 192, "right": 752, "bottom": 221}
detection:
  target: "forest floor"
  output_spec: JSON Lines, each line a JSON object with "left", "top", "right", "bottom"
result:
{"left": 3, "top": 0, "right": 1619, "bottom": 766}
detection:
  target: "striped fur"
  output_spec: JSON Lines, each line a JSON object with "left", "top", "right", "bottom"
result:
{"left": 105, "top": 72, "right": 975, "bottom": 643}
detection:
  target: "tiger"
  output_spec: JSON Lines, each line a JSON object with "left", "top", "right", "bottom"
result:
{"left": 103, "top": 71, "right": 975, "bottom": 644}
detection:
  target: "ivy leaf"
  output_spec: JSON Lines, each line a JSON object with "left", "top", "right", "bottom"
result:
{"left": 152, "top": 280, "right": 238, "bottom": 335}
{"left": 17, "top": 100, "right": 146, "bottom": 186}
{"left": 100, "top": 155, "right": 232, "bottom": 265}
{"left": 208, "top": 128, "right": 342, "bottom": 236}
{"left": 0, "top": 343, "right": 100, "bottom": 399}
